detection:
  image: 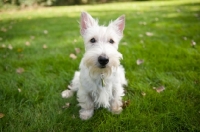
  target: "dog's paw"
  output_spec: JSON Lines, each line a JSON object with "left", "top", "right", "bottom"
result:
{"left": 79, "top": 109, "right": 94, "bottom": 120}
{"left": 61, "top": 90, "right": 74, "bottom": 98}
{"left": 111, "top": 107, "right": 123, "bottom": 114}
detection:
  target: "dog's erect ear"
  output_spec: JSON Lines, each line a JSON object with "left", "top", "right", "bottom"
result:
{"left": 80, "top": 12, "right": 97, "bottom": 35}
{"left": 110, "top": 15, "right": 125, "bottom": 35}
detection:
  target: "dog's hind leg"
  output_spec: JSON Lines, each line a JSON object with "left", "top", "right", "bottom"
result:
{"left": 61, "top": 71, "right": 80, "bottom": 98}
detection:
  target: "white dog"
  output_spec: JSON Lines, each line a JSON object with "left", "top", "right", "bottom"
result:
{"left": 62, "top": 12, "right": 127, "bottom": 120}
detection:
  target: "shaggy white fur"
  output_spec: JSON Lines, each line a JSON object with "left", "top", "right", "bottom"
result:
{"left": 61, "top": 12, "right": 127, "bottom": 120}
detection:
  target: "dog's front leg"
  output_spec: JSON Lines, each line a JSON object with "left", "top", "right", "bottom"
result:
{"left": 77, "top": 88, "right": 94, "bottom": 120}
{"left": 110, "top": 86, "right": 124, "bottom": 114}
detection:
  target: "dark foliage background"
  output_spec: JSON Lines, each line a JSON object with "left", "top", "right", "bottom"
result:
{"left": 1, "top": 0, "right": 157, "bottom": 6}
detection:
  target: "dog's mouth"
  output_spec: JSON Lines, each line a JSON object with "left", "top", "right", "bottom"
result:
{"left": 99, "top": 65, "right": 106, "bottom": 68}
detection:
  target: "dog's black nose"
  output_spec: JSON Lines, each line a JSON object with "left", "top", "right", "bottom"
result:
{"left": 98, "top": 55, "right": 109, "bottom": 68}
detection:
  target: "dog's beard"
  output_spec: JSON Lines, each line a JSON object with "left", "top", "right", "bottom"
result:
{"left": 82, "top": 49, "right": 122, "bottom": 78}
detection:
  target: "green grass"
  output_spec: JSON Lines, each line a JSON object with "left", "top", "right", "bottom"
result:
{"left": 0, "top": 0, "right": 200, "bottom": 131}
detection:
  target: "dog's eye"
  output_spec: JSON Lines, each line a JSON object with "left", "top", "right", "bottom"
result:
{"left": 109, "top": 39, "right": 114, "bottom": 44}
{"left": 90, "top": 38, "right": 96, "bottom": 43}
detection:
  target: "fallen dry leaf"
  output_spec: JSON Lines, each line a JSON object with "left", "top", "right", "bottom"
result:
{"left": 146, "top": 32, "right": 154, "bottom": 37}
{"left": 2, "top": 44, "right": 6, "bottom": 48}
{"left": 0, "top": 113, "right": 5, "bottom": 118}
{"left": 75, "top": 48, "right": 80, "bottom": 54}
{"left": 74, "top": 39, "right": 77, "bottom": 43}
{"left": 1, "top": 27, "right": 7, "bottom": 32}
{"left": 122, "top": 42, "right": 128, "bottom": 45}
{"left": 140, "top": 40, "right": 144, "bottom": 43}
{"left": 8, "top": 44, "right": 13, "bottom": 50}
{"left": 155, "top": 18, "right": 159, "bottom": 21}
{"left": 136, "top": 59, "right": 144, "bottom": 65}
{"left": 18, "top": 88, "right": 22, "bottom": 93}
{"left": 156, "top": 86, "right": 165, "bottom": 93}
{"left": 139, "top": 21, "right": 147, "bottom": 25}
{"left": 43, "top": 30, "right": 48, "bottom": 34}
{"left": 122, "top": 100, "right": 130, "bottom": 109}
{"left": 62, "top": 103, "right": 70, "bottom": 109}
{"left": 194, "top": 13, "right": 199, "bottom": 17}
{"left": 16, "top": 68, "right": 25, "bottom": 74}
{"left": 25, "top": 41, "right": 30, "bottom": 46}
{"left": 9, "top": 25, "right": 12, "bottom": 29}
{"left": 176, "top": 9, "right": 181, "bottom": 13}
{"left": 183, "top": 37, "right": 187, "bottom": 40}
{"left": 43, "top": 44, "right": 47, "bottom": 49}
{"left": 141, "top": 92, "right": 146, "bottom": 96}
{"left": 30, "top": 36, "right": 35, "bottom": 40}
{"left": 139, "top": 34, "right": 143, "bottom": 38}
{"left": 191, "top": 40, "right": 196, "bottom": 47}
{"left": 70, "top": 53, "right": 77, "bottom": 59}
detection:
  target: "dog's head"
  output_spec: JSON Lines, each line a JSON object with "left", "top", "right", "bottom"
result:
{"left": 80, "top": 12, "right": 125, "bottom": 76}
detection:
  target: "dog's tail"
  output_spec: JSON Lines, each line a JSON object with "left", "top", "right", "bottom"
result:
{"left": 61, "top": 71, "right": 80, "bottom": 98}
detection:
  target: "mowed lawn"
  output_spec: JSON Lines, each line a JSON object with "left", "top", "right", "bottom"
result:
{"left": 0, "top": 0, "right": 200, "bottom": 131}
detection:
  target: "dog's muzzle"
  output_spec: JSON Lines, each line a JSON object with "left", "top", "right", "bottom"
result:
{"left": 98, "top": 55, "right": 109, "bottom": 68}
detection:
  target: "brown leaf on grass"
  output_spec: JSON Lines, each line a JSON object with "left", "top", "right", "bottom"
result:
{"left": 183, "top": 37, "right": 187, "bottom": 40}
{"left": 25, "top": 41, "right": 30, "bottom": 46}
{"left": 9, "top": 25, "right": 12, "bottom": 29}
{"left": 155, "top": 86, "right": 165, "bottom": 93}
{"left": 139, "top": 34, "right": 143, "bottom": 38}
{"left": 16, "top": 68, "right": 25, "bottom": 74}
{"left": 194, "top": 13, "right": 199, "bottom": 18}
{"left": 70, "top": 53, "right": 77, "bottom": 59}
{"left": 18, "top": 88, "right": 22, "bottom": 93}
{"left": 191, "top": 40, "right": 196, "bottom": 47}
{"left": 0, "top": 113, "right": 5, "bottom": 118}
{"left": 43, "top": 30, "right": 48, "bottom": 34}
{"left": 122, "top": 100, "right": 130, "bottom": 109}
{"left": 139, "top": 21, "right": 147, "bottom": 25}
{"left": 1, "top": 27, "right": 7, "bottom": 32}
{"left": 43, "top": 44, "right": 47, "bottom": 49}
{"left": 122, "top": 42, "right": 128, "bottom": 45}
{"left": 136, "top": 59, "right": 144, "bottom": 65}
{"left": 8, "top": 44, "right": 13, "bottom": 50}
{"left": 73, "top": 39, "right": 77, "bottom": 43}
{"left": 1, "top": 44, "right": 6, "bottom": 48}
{"left": 62, "top": 103, "right": 70, "bottom": 109}
{"left": 30, "top": 36, "right": 35, "bottom": 40}
{"left": 146, "top": 32, "right": 154, "bottom": 37}
{"left": 155, "top": 18, "right": 159, "bottom": 21}
{"left": 75, "top": 48, "right": 80, "bottom": 54}
{"left": 176, "top": 9, "right": 181, "bottom": 13}
{"left": 141, "top": 92, "right": 146, "bottom": 96}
